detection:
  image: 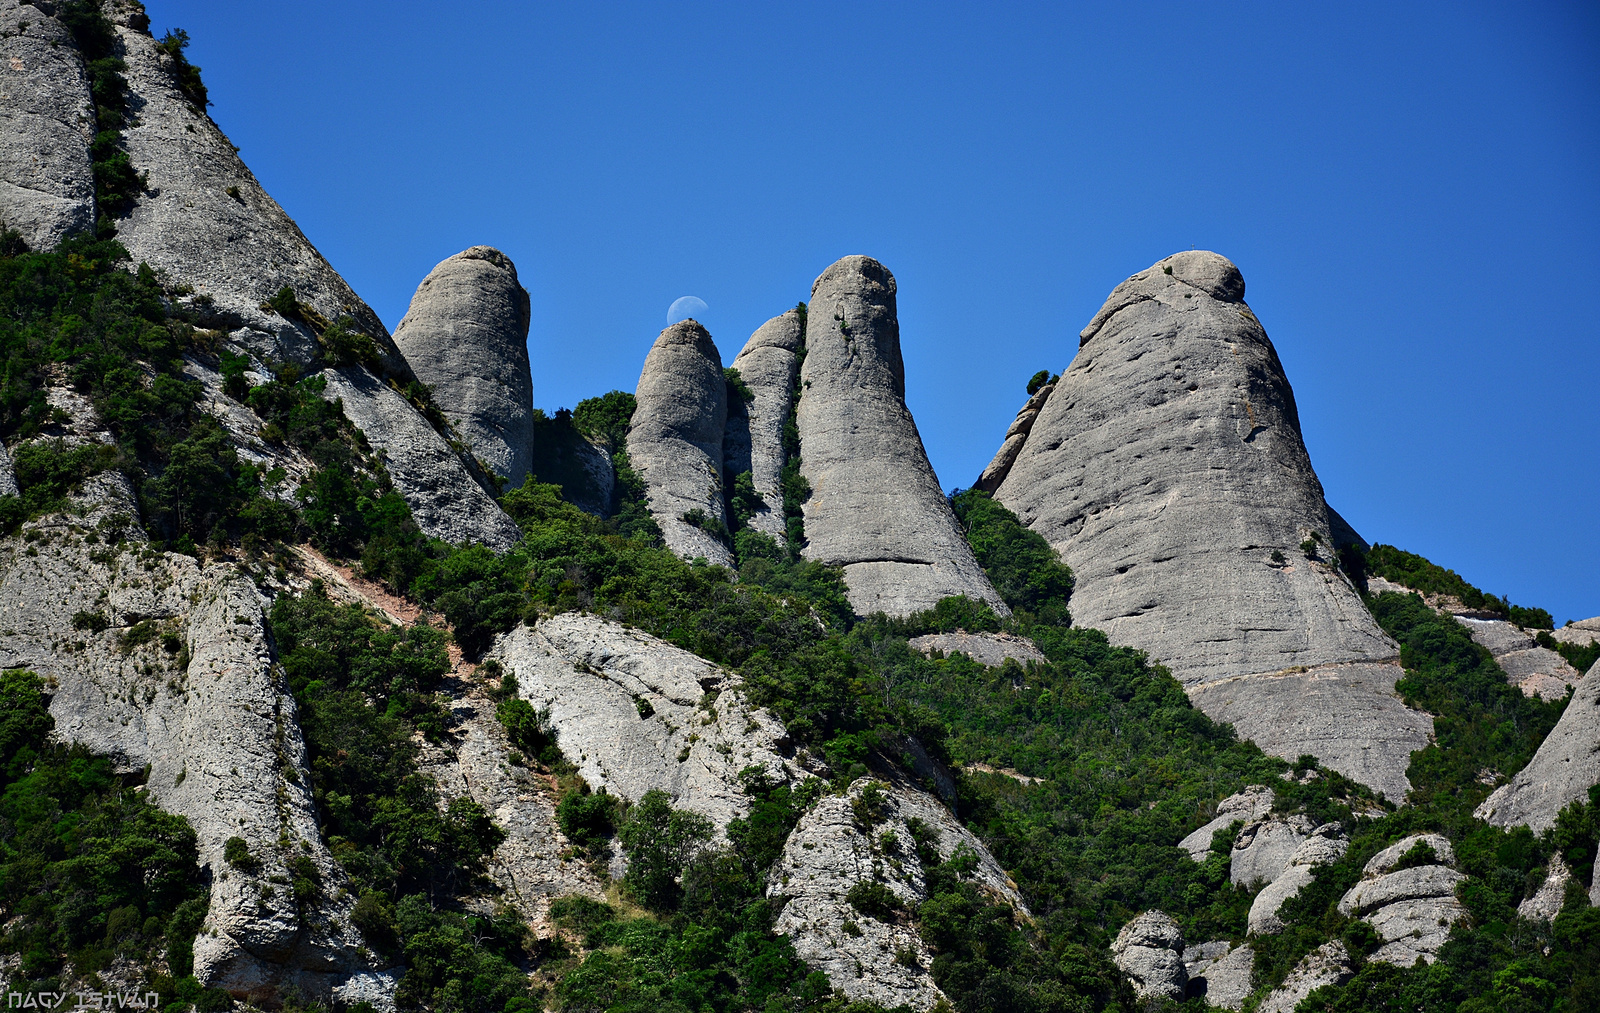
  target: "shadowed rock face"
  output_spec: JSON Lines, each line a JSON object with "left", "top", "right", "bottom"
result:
{"left": 992, "top": 251, "right": 1425, "bottom": 798}
{"left": 393, "top": 247, "right": 535, "bottom": 487}
{"left": 725, "top": 309, "right": 803, "bottom": 544}
{"left": 0, "top": 0, "right": 96, "bottom": 249}
{"left": 629, "top": 320, "right": 734, "bottom": 567}
{"left": 798, "top": 256, "right": 1005, "bottom": 616}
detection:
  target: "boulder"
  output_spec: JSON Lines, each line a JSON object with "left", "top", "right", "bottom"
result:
{"left": 906, "top": 631, "right": 1046, "bottom": 667}
{"left": 490, "top": 612, "right": 793, "bottom": 832}
{"left": 1177, "top": 784, "right": 1277, "bottom": 861}
{"left": 1338, "top": 833, "right": 1466, "bottom": 966}
{"left": 725, "top": 309, "right": 803, "bottom": 543}
{"left": 320, "top": 367, "right": 522, "bottom": 551}
{"left": 1455, "top": 616, "right": 1580, "bottom": 700}
{"left": 1517, "top": 853, "right": 1570, "bottom": 924}
{"left": 1258, "top": 942, "right": 1352, "bottom": 1013}
{"left": 392, "top": 247, "right": 535, "bottom": 488}
{"left": 1551, "top": 617, "right": 1600, "bottom": 648}
{"left": 1184, "top": 942, "right": 1255, "bottom": 1010}
{"left": 1248, "top": 826, "right": 1349, "bottom": 935}
{"left": 797, "top": 256, "right": 1005, "bottom": 616}
{"left": 0, "top": 0, "right": 96, "bottom": 249}
{"left": 769, "top": 776, "right": 1026, "bottom": 1012}
{"left": 1110, "top": 910, "right": 1187, "bottom": 1000}
{"left": 1231, "top": 814, "right": 1315, "bottom": 887}
{"left": 1476, "top": 659, "right": 1600, "bottom": 832}
{"left": 629, "top": 320, "right": 735, "bottom": 567}
{"left": 990, "top": 251, "right": 1424, "bottom": 799}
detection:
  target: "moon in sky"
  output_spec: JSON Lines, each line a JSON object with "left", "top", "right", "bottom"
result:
{"left": 667, "top": 295, "right": 708, "bottom": 325}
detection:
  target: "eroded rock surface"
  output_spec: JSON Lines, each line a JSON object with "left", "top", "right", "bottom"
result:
{"left": 1259, "top": 941, "right": 1352, "bottom": 1013}
{"left": 797, "top": 256, "right": 1005, "bottom": 616}
{"left": 1110, "top": 910, "right": 1186, "bottom": 1000}
{"left": 1231, "top": 814, "right": 1315, "bottom": 888}
{"left": 1337, "top": 834, "right": 1465, "bottom": 966}
{"left": 726, "top": 309, "right": 803, "bottom": 543}
{"left": 1476, "top": 660, "right": 1600, "bottom": 832}
{"left": 975, "top": 382, "right": 1053, "bottom": 493}
{"left": 0, "top": 0, "right": 96, "bottom": 249}
{"left": 906, "top": 631, "right": 1045, "bottom": 668}
{"left": 1248, "top": 825, "right": 1349, "bottom": 935}
{"left": 771, "top": 777, "right": 1025, "bottom": 1012}
{"left": 1552, "top": 618, "right": 1600, "bottom": 648}
{"left": 1517, "top": 853, "right": 1571, "bottom": 924}
{"left": 989, "top": 252, "right": 1421, "bottom": 799}
{"left": 320, "top": 367, "right": 521, "bottom": 550}
{"left": 629, "top": 320, "right": 734, "bottom": 567}
{"left": 1178, "top": 785, "right": 1276, "bottom": 862}
{"left": 0, "top": 469, "right": 374, "bottom": 1002}
{"left": 1456, "top": 616, "right": 1580, "bottom": 700}
{"left": 1184, "top": 942, "right": 1254, "bottom": 1010}
{"left": 491, "top": 612, "right": 793, "bottom": 831}
{"left": 0, "top": 442, "right": 17, "bottom": 497}
{"left": 393, "top": 247, "right": 535, "bottom": 487}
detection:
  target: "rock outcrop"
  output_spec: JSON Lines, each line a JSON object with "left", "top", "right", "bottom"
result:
{"left": 1231, "top": 814, "right": 1316, "bottom": 887}
{"left": 1517, "top": 853, "right": 1571, "bottom": 924}
{"left": 0, "top": 0, "right": 96, "bottom": 249}
{"left": 770, "top": 776, "right": 1025, "bottom": 1012}
{"left": 1551, "top": 618, "right": 1600, "bottom": 648}
{"left": 1337, "top": 833, "right": 1466, "bottom": 966}
{"left": 629, "top": 320, "right": 735, "bottom": 567}
{"left": 975, "top": 381, "right": 1053, "bottom": 493}
{"left": 491, "top": 612, "right": 793, "bottom": 832}
{"left": 1248, "top": 825, "right": 1349, "bottom": 935}
{"left": 989, "top": 252, "right": 1424, "bottom": 797}
{"left": 1455, "top": 615, "right": 1581, "bottom": 699}
{"left": 0, "top": 464, "right": 376, "bottom": 1003}
{"left": 1178, "top": 785, "right": 1277, "bottom": 861}
{"left": 906, "top": 631, "right": 1046, "bottom": 667}
{"left": 725, "top": 309, "right": 803, "bottom": 544}
{"left": 797, "top": 256, "right": 1005, "bottom": 616}
{"left": 1258, "top": 942, "right": 1352, "bottom": 1013}
{"left": 392, "top": 247, "right": 535, "bottom": 488}
{"left": 0, "top": 442, "right": 17, "bottom": 497}
{"left": 1475, "top": 659, "right": 1600, "bottom": 831}
{"left": 1184, "top": 942, "right": 1254, "bottom": 1010}
{"left": 1110, "top": 910, "right": 1187, "bottom": 1000}
{"left": 320, "top": 367, "right": 522, "bottom": 550}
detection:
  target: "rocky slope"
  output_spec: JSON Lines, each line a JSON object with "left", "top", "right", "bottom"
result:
{"left": 392, "top": 246, "right": 536, "bottom": 489}
{"left": 724, "top": 309, "right": 803, "bottom": 544}
{"left": 628, "top": 320, "right": 735, "bottom": 567}
{"left": 989, "top": 251, "right": 1427, "bottom": 799}
{"left": 1475, "top": 658, "right": 1600, "bottom": 832}
{"left": 797, "top": 256, "right": 1005, "bottom": 616}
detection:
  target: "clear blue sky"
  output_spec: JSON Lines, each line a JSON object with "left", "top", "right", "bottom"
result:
{"left": 145, "top": 1, "right": 1599, "bottom": 624}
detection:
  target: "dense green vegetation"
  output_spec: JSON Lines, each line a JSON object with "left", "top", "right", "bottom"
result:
{"left": 0, "top": 670, "right": 228, "bottom": 1009}
{"left": 1366, "top": 543, "right": 1554, "bottom": 629}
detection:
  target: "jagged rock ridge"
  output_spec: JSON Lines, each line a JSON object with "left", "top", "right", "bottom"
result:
{"left": 990, "top": 251, "right": 1427, "bottom": 799}
{"left": 725, "top": 309, "right": 803, "bottom": 544}
{"left": 393, "top": 246, "right": 536, "bottom": 488}
{"left": 797, "top": 256, "right": 1006, "bottom": 616}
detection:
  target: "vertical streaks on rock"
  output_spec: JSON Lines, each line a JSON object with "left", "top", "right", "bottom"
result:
{"left": 629, "top": 320, "right": 735, "bottom": 567}
{"left": 726, "top": 309, "right": 803, "bottom": 543}
{"left": 0, "top": 0, "right": 96, "bottom": 249}
{"left": 797, "top": 256, "right": 1005, "bottom": 616}
{"left": 393, "top": 247, "right": 535, "bottom": 488}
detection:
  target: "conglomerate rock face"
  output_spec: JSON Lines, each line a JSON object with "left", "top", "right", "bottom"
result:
{"left": 1475, "top": 659, "right": 1600, "bottom": 832}
{"left": 0, "top": 0, "right": 96, "bottom": 249}
{"left": 393, "top": 247, "right": 535, "bottom": 488}
{"left": 797, "top": 256, "right": 1005, "bottom": 616}
{"left": 1110, "top": 910, "right": 1187, "bottom": 1000}
{"left": 991, "top": 251, "right": 1427, "bottom": 799}
{"left": 629, "top": 320, "right": 735, "bottom": 567}
{"left": 1337, "top": 833, "right": 1466, "bottom": 966}
{"left": 725, "top": 309, "right": 803, "bottom": 544}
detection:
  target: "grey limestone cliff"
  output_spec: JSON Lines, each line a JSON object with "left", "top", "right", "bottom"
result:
{"left": 392, "top": 247, "right": 536, "bottom": 488}
{"left": 991, "top": 251, "right": 1426, "bottom": 799}
{"left": 0, "top": 0, "right": 96, "bottom": 248}
{"left": 629, "top": 320, "right": 735, "bottom": 567}
{"left": 797, "top": 256, "right": 1005, "bottom": 616}
{"left": 1475, "top": 659, "right": 1600, "bottom": 832}
{"left": 725, "top": 309, "right": 803, "bottom": 543}
{"left": 1110, "top": 911, "right": 1187, "bottom": 1000}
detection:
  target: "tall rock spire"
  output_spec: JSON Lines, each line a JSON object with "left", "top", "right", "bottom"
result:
{"left": 393, "top": 246, "right": 536, "bottom": 489}
{"left": 725, "top": 308, "right": 804, "bottom": 545}
{"left": 991, "top": 251, "right": 1427, "bottom": 799}
{"left": 797, "top": 256, "right": 1006, "bottom": 617}
{"left": 629, "top": 320, "right": 735, "bottom": 568}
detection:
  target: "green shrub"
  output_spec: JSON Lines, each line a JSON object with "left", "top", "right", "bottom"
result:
{"left": 154, "top": 29, "right": 209, "bottom": 110}
{"left": 618, "top": 789, "right": 713, "bottom": 910}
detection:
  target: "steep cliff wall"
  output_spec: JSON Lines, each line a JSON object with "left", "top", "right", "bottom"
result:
{"left": 725, "top": 309, "right": 803, "bottom": 544}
